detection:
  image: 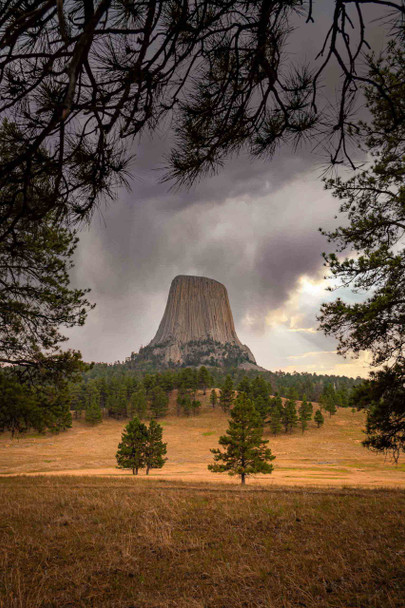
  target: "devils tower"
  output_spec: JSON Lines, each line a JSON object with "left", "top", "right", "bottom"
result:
{"left": 134, "top": 275, "right": 259, "bottom": 369}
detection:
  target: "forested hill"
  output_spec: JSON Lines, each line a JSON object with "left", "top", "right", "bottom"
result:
{"left": 81, "top": 362, "right": 363, "bottom": 405}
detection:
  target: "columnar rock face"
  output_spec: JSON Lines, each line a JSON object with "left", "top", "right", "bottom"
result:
{"left": 135, "top": 275, "right": 258, "bottom": 368}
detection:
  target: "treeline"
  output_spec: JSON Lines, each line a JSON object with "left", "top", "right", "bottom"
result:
{"left": 70, "top": 367, "right": 350, "bottom": 432}
{"left": 0, "top": 364, "right": 360, "bottom": 435}
{"left": 83, "top": 362, "right": 362, "bottom": 400}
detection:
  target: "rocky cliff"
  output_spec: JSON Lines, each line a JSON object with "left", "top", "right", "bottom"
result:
{"left": 135, "top": 275, "right": 259, "bottom": 369}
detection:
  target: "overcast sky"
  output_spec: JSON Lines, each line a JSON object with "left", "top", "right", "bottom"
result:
{"left": 66, "top": 4, "right": 388, "bottom": 378}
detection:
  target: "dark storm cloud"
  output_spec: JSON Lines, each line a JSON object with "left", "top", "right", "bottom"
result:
{"left": 66, "top": 3, "right": 389, "bottom": 367}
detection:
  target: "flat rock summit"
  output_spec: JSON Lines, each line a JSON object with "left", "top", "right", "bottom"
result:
{"left": 134, "top": 275, "right": 260, "bottom": 369}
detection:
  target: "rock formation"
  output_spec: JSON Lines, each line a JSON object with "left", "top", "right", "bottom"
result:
{"left": 134, "top": 275, "right": 259, "bottom": 369}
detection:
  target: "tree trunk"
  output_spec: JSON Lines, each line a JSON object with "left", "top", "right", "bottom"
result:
{"left": 146, "top": 466, "right": 150, "bottom": 475}
{"left": 241, "top": 472, "right": 246, "bottom": 485}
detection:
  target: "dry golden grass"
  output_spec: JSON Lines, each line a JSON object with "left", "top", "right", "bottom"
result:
{"left": 0, "top": 476, "right": 404, "bottom": 608}
{"left": 0, "top": 392, "right": 404, "bottom": 487}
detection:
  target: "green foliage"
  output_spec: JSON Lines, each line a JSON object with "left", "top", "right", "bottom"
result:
{"left": 319, "top": 44, "right": 405, "bottom": 458}
{"left": 144, "top": 420, "right": 167, "bottom": 474}
{"left": 85, "top": 384, "right": 102, "bottom": 425}
{"left": 298, "top": 397, "right": 312, "bottom": 433}
{"left": 208, "top": 394, "right": 275, "bottom": 484}
{"left": 314, "top": 410, "right": 324, "bottom": 428}
{"left": 66, "top": 365, "right": 362, "bottom": 428}
{"left": 198, "top": 366, "right": 212, "bottom": 394}
{"left": 320, "top": 385, "right": 338, "bottom": 417}
{"left": 116, "top": 417, "right": 167, "bottom": 475}
{"left": 149, "top": 386, "right": 169, "bottom": 419}
{"left": 209, "top": 389, "right": 218, "bottom": 408}
{"left": 269, "top": 400, "right": 283, "bottom": 436}
{"left": 130, "top": 387, "right": 148, "bottom": 419}
{"left": 282, "top": 400, "right": 298, "bottom": 433}
{"left": 0, "top": 121, "right": 92, "bottom": 381}
{"left": 219, "top": 375, "right": 234, "bottom": 412}
{"left": 116, "top": 418, "right": 148, "bottom": 475}
{"left": 351, "top": 367, "right": 405, "bottom": 463}
{"left": 0, "top": 372, "right": 72, "bottom": 436}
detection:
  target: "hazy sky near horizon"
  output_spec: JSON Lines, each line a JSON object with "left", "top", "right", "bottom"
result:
{"left": 66, "top": 4, "right": 388, "bottom": 378}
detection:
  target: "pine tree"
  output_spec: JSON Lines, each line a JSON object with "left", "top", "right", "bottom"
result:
{"left": 191, "top": 400, "right": 201, "bottom": 416}
{"left": 237, "top": 377, "right": 252, "bottom": 397}
{"left": 320, "top": 385, "right": 337, "bottom": 417}
{"left": 282, "top": 400, "right": 298, "bottom": 433}
{"left": 198, "top": 366, "right": 211, "bottom": 395}
{"left": 116, "top": 417, "right": 148, "bottom": 475}
{"left": 314, "top": 409, "right": 324, "bottom": 428}
{"left": 150, "top": 386, "right": 169, "bottom": 418}
{"left": 219, "top": 375, "right": 234, "bottom": 412}
{"left": 298, "top": 397, "right": 312, "bottom": 433}
{"left": 254, "top": 395, "right": 271, "bottom": 420}
{"left": 208, "top": 394, "right": 275, "bottom": 485}
{"left": 269, "top": 404, "right": 282, "bottom": 435}
{"left": 131, "top": 386, "right": 148, "bottom": 418}
{"left": 209, "top": 389, "right": 218, "bottom": 408}
{"left": 144, "top": 420, "right": 167, "bottom": 475}
{"left": 85, "top": 384, "right": 102, "bottom": 425}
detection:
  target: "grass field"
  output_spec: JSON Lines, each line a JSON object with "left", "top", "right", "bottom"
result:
{"left": 0, "top": 392, "right": 404, "bottom": 487}
{"left": 1, "top": 395, "right": 404, "bottom": 607}
{"left": 0, "top": 477, "right": 404, "bottom": 608}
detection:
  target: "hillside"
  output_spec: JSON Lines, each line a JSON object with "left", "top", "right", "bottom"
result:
{"left": 1, "top": 393, "right": 403, "bottom": 487}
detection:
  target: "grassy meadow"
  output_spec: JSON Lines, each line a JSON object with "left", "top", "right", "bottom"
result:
{"left": 0, "top": 392, "right": 404, "bottom": 486}
{"left": 0, "top": 477, "right": 404, "bottom": 608}
{"left": 1, "top": 394, "right": 404, "bottom": 607}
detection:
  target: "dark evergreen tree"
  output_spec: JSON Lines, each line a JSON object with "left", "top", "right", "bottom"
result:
{"left": 144, "top": 420, "right": 167, "bottom": 475}
{"left": 253, "top": 395, "right": 270, "bottom": 420}
{"left": 282, "top": 400, "right": 298, "bottom": 433}
{"left": 0, "top": 373, "right": 73, "bottom": 436}
{"left": 298, "top": 397, "right": 312, "bottom": 433}
{"left": 131, "top": 386, "right": 148, "bottom": 419}
{"left": 269, "top": 406, "right": 282, "bottom": 436}
{"left": 351, "top": 367, "right": 405, "bottom": 464}
{"left": 116, "top": 418, "right": 148, "bottom": 475}
{"left": 85, "top": 389, "right": 102, "bottom": 425}
{"left": 319, "top": 45, "right": 405, "bottom": 459}
{"left": 149, "top": 386, "right": 169, "bottom": 419}
{"left": 314, "top": 410, "right": 324, "bottom": 428}
{"left": 210, "top": 389, "right": 218, "bottom": 409}
{"left": 237, "top": 377, "right": 252, "bottom": 397}
{"left": 219, "top": 375, "right": 234, "bottom": 412}
{"left": 191, "top": 400, "right": 201, "bottom": 416}
{"left": 208, "top": 394, "right": 275, "bottom": 485}
{"left": 198, "top": 366, "right": 211, "bottom": 395}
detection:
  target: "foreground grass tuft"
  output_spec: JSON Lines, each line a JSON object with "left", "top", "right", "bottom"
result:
{"left": 0, "top": 477, "right": 404, "bottom": 607}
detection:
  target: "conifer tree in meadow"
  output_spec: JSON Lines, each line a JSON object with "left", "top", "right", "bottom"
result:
{"left": 198, "top": 366, "right": 211, "bottom": 395}
{"left": 210, "top": 389, "right": 218, "bottom": 408}
{"left": 269, "top": 402, "right": 283, "bottom": 435}
{"left": 320, "top": 385, "right": 338, "bottom": 417}
{"left": 144, "top": 420, "right": 167, "bottom": 475}
{"left": 282, "top": 400, "right": 298, "bottom": 433}
{"left": 116, "top": 417, "right": 148, "bottom": 475}
{"left": 314, "top": 410, "right": 325, "bottom": 428}
{"left": 208, "top": 394, "right": 275, "bottom": 485}
{"left": 85, "top": 383, "right": 102, "bottom": 425}
{"left": 150, "top": 386, "right": 169, "bottom": 419}
{"left": 298, "top": 397, "right": 313, "bottom": 433}
{"left": 219, "top": 375, "right": 234, "bottom": 412}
